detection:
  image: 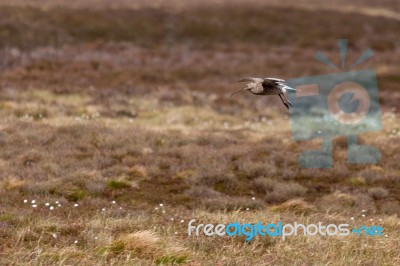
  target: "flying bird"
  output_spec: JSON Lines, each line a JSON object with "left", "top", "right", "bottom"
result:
{"left": 231, "top": 77, "right": 297, "bottom": 109}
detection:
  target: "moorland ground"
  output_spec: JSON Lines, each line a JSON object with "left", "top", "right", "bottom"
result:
{"left": 0, "top": 0, "right": 399, "bottom": 265}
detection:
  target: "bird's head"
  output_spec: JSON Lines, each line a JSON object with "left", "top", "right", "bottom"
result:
{"left": 231, "top": 77, "right": 261, "bottom": 97}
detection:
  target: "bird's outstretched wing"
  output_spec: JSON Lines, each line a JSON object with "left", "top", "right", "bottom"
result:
{"left": 238, "top": 77, "right": 263, "bottom": 83}
{"left": 263, "top": 78, "right": 297, "bottom": 92}
{"left": 264, "top": 77, "right": 285, "bottom": 82}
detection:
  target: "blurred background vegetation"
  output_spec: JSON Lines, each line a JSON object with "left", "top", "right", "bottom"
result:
{"left": 0, "top": 0, "right": 399, "bottom": 264}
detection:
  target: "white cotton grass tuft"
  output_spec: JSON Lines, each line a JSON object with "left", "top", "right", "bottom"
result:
{"left": 49, "top": 206, "right": 54, "bottom": 210}
{"left": 31, "top": 200, "right": 36, "bottom": 204}
{"left": 252, "top": 197, "right": 256, "bottom": 200}
{"left": 52, "top": 233, "right": 57, "bottom": 239}
{"left": 74, "top": 240, "right": 78, "bottom": 244}
{"left": 74, "top": 204, "right": 79, "bottom": 207}
{"left": 45, "top": 203, "right": 50, "bottom": 206}
{"left": 23, "top": 199, "right": 28, "bottom": 203}
{"left": 112, "top": 201, "right": 116, "bottom": 204}
{"left": 159, "top": 203, "right": 163, "bottom": 207}
{"left": 32, "top": 204, "right": 37, "bottom": 208}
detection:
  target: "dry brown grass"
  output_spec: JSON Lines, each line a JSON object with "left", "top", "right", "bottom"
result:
{"left": 0, "top": 0, "right": 399, "bottom": 265}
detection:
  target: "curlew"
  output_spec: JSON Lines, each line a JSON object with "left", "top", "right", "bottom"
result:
{"left": 231, "top": 77, "right": 297, "bottom": 109}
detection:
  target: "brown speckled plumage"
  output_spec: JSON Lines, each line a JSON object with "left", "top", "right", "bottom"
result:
{"left": 231, "top": 77, "right": 297, "bottom": 109}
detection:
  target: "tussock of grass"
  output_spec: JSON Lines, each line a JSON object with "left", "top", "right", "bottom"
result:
{"left": 156, "top": 254, "right": 189, "bottom": 265}
{"left": 110, "top": 230, "right": 160, "bottom": 256}
{"left": 0, "top": 0, "right": 399, "bottom": 264}
{"left": 106, "top": 179, "right": 131, "bottom": 190}
{"left": 99, "top": 230, "right": 189, "bottom": 264}
{"left": 2, "top": 177, "right": 26, "bottom": 191}
{"left": 271, "top": 198, "right": 314, "bottom": 214}
{"left": 254, "top": 177, "right": 307, "bottom": 203}
{"left": 322, "top": 192, "right": 357, "bottom": 208}
{"left": 368, "top": 187, "right": 389, "bottom": 200}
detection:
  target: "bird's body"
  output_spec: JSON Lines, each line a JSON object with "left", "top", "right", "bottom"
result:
{"left": 231, "top": 77, "right": 297, "bottom": 109}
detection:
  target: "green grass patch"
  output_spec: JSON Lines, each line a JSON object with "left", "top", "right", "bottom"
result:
{"left": 156, "top": 254, "right": 189, "bottom": 265}
{"left": 107, "top": 179, "right": 131, "bottom": 190}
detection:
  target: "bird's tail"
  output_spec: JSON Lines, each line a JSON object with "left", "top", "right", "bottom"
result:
{"left": 283, "top": 85, "right": 299, "bottom": 93}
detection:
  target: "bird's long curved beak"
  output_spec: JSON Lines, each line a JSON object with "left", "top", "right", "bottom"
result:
{"left": 230, "top": 88, "right": 248, "bottom": 97}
